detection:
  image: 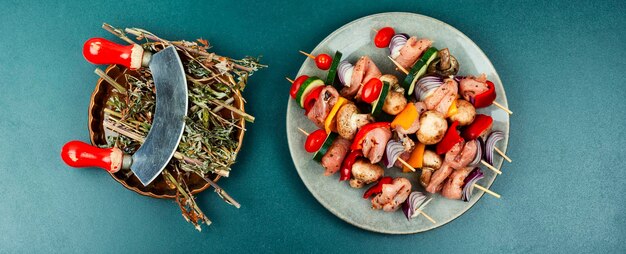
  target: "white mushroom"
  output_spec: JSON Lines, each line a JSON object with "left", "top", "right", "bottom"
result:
{"left": 379, "top": 74, "right": 407, "bottom": 115}
{"left": 336, "top": 103, "right": 373, "bottom": 140}
{"left": 420, "top": 167, "right": 435, "bottom": 188}
{"left": 349, "top": 159, "right": 384, "bottom": 188}
{"left": 417, "top": 110, "right": 447, "bottom": 145}
{"left": 422, "top": 150, "right": 442, "bottom": 169}
{"left": 449, "top": 99, "right": 476, "bottom": 126}
{"left": 382, "top": 90, "right": 407, "bottom": 115}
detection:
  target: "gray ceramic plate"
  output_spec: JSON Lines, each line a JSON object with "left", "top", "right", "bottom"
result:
{"left": 286, "top": 12, "right": 509, "bottom": 234}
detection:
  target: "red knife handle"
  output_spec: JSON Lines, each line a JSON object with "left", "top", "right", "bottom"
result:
{"left": 61, "top": 140, "right": 130, "bottom": 173}
{"left": 82, "top": 38, "right": 150, "bottom": 70}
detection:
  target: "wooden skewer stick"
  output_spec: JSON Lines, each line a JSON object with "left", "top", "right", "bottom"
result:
{"left": 387, "top": 56, "right": 409, "bottom": 75}
{"left": 298, "top": 128, "right": 310, "bottom": 136}
{"left": 481, "top": 160, "right": 502, "bottom": 175}
{"left": 494, "top": 147, "right": 512, "bottom": 163}
{"left": 493, "top": 101, "right": 513, "bottom": 115}
{"left": 417, "top": 209, "right": 437, "bottom": 224}
{"left": 473, "top": 184, "right": 501, "bottom": 199}
{"left": 286, "top": 77, "right": 294, "bottom": 84}
{"left": 397, "top": 158, "right": 417, "bottom": 172}
{"left": 298, "top": 127, "right": 416, "bottom": 172}
{"left": 299, "top": 50, "right": 316, "bottom": 60}
{"left": 413, "top": 198, "right": 436, "bottom": 224}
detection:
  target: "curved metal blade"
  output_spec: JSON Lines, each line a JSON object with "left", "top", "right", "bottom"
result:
{"left": 131, "top": 46, "right": 188, "bottom": 186}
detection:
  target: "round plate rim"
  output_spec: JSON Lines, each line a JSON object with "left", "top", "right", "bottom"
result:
{"left": 286, "top": 12, "right": 509, "bottom": 234}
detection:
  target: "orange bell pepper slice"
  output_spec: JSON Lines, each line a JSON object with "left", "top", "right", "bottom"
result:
{"left": 391, "top": 103, "right": 418, "bottom": 131}
{"left": 445, "top": 99, "right": 458, "bottom": 118}
{"left": 403, "top": 142, "right": 426, "bottom": 172}
{"left": 324, "top": 97, "right": 347, "bottom": 133}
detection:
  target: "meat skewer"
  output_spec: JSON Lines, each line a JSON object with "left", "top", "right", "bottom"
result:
{"left": 389, "top": 55, "right": 512, "bottom": 115}
{"left": 299, "top": 128, "right": 416, "bottom": 172}
{"left": 458, "top": 74, "right": 512, "bottom": 115}
{"left": 290, "top": 76, "right": 501, "bottom": 176}
{"left": 428, "top": 141, "right": 501, "bottom": 199}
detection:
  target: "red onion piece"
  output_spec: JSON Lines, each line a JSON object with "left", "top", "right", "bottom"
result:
{"left": 337, "top": 61, "right": 354, "bottom": 87}
{"left": 384, "top": 140, "right": 404, "bottom": 168}
{"left": 484, "top": 131, "right": 504, "bottom": 165}
{"left": 453, "top": 75, "right": 466, "bottom": 83}
{"left": 468, "top": 139, "right": 483, "bottom": 167}
{"left": 414, "top": 75, "right": 443, "bottom": 101}
{"left": 402, "top": 191, "right": 427, "bottom": 220}
{"left": 389, "top": 34, "right": 408, "bottom": 58}
{"left": 381, "top": 152, "right": 390, "bottom": 169}
{"left": 461, "top": 168, "right": 484, "bottom": 202}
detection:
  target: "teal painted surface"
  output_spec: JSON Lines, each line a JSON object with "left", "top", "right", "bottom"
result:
{"left": 0, "top": 0, "right": 624, "bottom": 253}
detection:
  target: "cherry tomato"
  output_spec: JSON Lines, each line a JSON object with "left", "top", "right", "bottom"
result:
{"left": 305, "top": 129, "right": 327, "bottom": 153}
{"left": 290, "top": 75, "right": 309, "bottom": 99}
{"left": 315, "top": 54, "right": 332, "bottom": 70}
{"left": 303, "top": 86, "right": 325, "bottom": 115}
{"left": 361, "top": 78, "right": 383, "bottom": 104}
{"left": 374, "top": 27, "right": 395, "bottom": 48}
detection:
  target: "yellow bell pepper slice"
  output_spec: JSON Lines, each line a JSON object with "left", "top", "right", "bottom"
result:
{"left": 445, "top": 99, "right": 458, "bottom": 118}
{"left": 391, "top": 103, "right": 418, "bottom": 130}
{"left": 324, "top": 97, "right": 347, "bottom": 134}
{"left": 403, "top": 142, "right": 426, "bottom": 172}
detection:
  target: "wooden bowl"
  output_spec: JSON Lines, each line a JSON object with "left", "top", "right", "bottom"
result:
{"left": 88, "top": 64, "right": 245, "bottom": 199}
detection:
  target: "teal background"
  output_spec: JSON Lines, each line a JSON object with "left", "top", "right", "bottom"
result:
{"left": 0, "top": 0, "right": 624, "bottom": 253}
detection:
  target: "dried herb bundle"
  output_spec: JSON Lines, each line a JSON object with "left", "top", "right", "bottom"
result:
{"left": 98, "top": 23, "right": 265, "bottom": 231}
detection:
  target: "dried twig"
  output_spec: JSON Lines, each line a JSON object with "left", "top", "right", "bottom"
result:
{"left": 95, "top": 68, "right": 126, "bottom": 93}
{"left": 208, "top": 99, "right": 255, "bottom": 122}
{"left": 163, "top": 170, "right": 212, "bottom": 230}
{"left": 124, "top": 27, "right": 259, "bottom": 73}
{"left": 103, "top": 119, "right": 240, "bottom": 208}
{"left": 102, "top": 23, "right": 135, "bottom": 45}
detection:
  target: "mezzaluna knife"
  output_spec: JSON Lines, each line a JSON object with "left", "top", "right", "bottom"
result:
{"left": 61, "top": 38, "right": 188, "bottom": 186}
